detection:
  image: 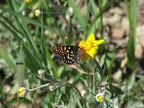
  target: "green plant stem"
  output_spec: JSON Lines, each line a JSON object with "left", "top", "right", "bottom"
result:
{"left": 28, "top": 83, "right": 51, "bottom": 92}
{"left": 27, "top": 80, "right": 87, "bottom": 108}
{"left": 65, "top": 82, "right": 87, "bottom": 108}
{"left": 88, "top": 0, "right": 115, "bottom": 34}
{"left": 125, "top": 0, "right": 136, "bottom": 69}
{"left": 92, "top": 65, "right": 96, "bottom": 94}
{"left": 98, "top": 0, "right": 103, "bottom": 39}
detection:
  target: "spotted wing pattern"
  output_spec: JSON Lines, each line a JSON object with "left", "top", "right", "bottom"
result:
{"left": 51, "top": 46, "right": 83, "bottom": 65}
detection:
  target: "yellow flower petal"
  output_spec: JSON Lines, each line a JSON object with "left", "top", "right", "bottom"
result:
{"left": 87, "top": 47, "right": 96, "bottom": 58}
{"left": 79, "top": 41, "right": 85, "bottom": 48}
{"left": 95, "top": 93, "right": 104, "bottom": 102}
{"left": 93, "top": 40, "right": 104, "bottom": 46}
{"left": 24, "top": 0, "right": 32, "bottom": 3}
{"left": 87, "top": 34, "right": 95, "bottom": 41}
{"left": 78, "top": 33, "right": 104, "bottom": 61}
{"left": 17, "top": 87, "right": 28, "bottom": 97}
{"left": 81, "top": 52, "right": 90, "bottom": 61}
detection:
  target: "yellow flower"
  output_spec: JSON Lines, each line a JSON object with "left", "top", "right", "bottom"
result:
{"left": 24, "top": 0, "right": 32, "bottom": 3}
{"left": 95, "top": 93, "right": 104, "bottom": 102}
{"left": 79, "top": 34, "right": 104, "bottom": 61}
{"left": 34, "top": 10, "right": 41, "bottom": 17}
{"left": 17, "top": 87, "right": 28, "bottom": 97}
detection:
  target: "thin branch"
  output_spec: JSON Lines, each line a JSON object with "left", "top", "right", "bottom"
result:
{"left": 70, "top": 65, "right": 93, "bottom": 75}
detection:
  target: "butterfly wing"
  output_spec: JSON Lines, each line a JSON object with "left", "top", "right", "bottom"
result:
{"left": 51, "top": 46, "right": 83, "bottom": 65}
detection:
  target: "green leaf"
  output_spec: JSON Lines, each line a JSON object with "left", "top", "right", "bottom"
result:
{"left": 0, "top": 46, "right": 16, "bottom": 71}
{"left": 0, "top": 80, "right": 6, "bottom": 100}
{"left": 126, "top": 0, "right": 136, "bottom": 69}
{"left": 68, "top": 0, "right": 87, "bottom": 30}
{"left": 87, "top": 0, "right": 115, "bottom": 36}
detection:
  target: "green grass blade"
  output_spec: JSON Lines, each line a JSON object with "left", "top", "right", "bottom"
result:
{"left": 0, "top": 80, "right": 6, "bottom": 100}
{"left": 0, "top": 20, "right": 23, "bottom": 41}
{"left": 0, "top": 6, "right": 56, "bottom": 33}
{"left": 22, "top": 43, "right": 41, "bottom": 73}
{"left": 16, "top": 56, "right": 25, "bottom": 87}
{"left": 47, "top": 50, "right": 58, "bottom": 78}
{"left": 125, "top": 0, "right": 136, "bottom": 69}
{"left": 68, "top": 0, "right": 87, "bottom": 30}
{"left": 0, "top": 46, "right": 16, "bottom": 71}
{"left": 40, "top": 11, "right": 47, "bottom": 66}
{"left": 13, "top": 12, "right": 56, "bottom": 32}
{"left": 87, "top": 0, "right": 115, "bottom": 36}
{"left": 0, "top": 15, "right": 22, "bottom": 35}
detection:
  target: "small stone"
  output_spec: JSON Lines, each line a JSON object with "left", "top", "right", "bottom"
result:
{"left": 112, "top": 28, "right": 125, "bottom": 39}
{"left": 135, "top": 44, "right": 143, "bottom": 59}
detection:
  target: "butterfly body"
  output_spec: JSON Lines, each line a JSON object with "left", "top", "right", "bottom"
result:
{"left": 51, "top": 46, "right": 83, "bottom": 65}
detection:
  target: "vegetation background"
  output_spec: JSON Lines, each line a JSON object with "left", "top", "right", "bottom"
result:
{"left": 0, "top": 0, "right": 144, "bottom": 108}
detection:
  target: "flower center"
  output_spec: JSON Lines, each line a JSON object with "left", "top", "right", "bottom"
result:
{"left": 83, "top": 41, "right": 93, "bottom": 51}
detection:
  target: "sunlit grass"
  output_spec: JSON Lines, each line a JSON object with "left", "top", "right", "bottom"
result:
{"left": 0, "top": 0, "right": 143, "bottom": 108}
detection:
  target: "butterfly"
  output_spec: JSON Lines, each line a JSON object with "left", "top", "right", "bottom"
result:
{"left": 50, "top": 45, "right": 83, "bottom": 65}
